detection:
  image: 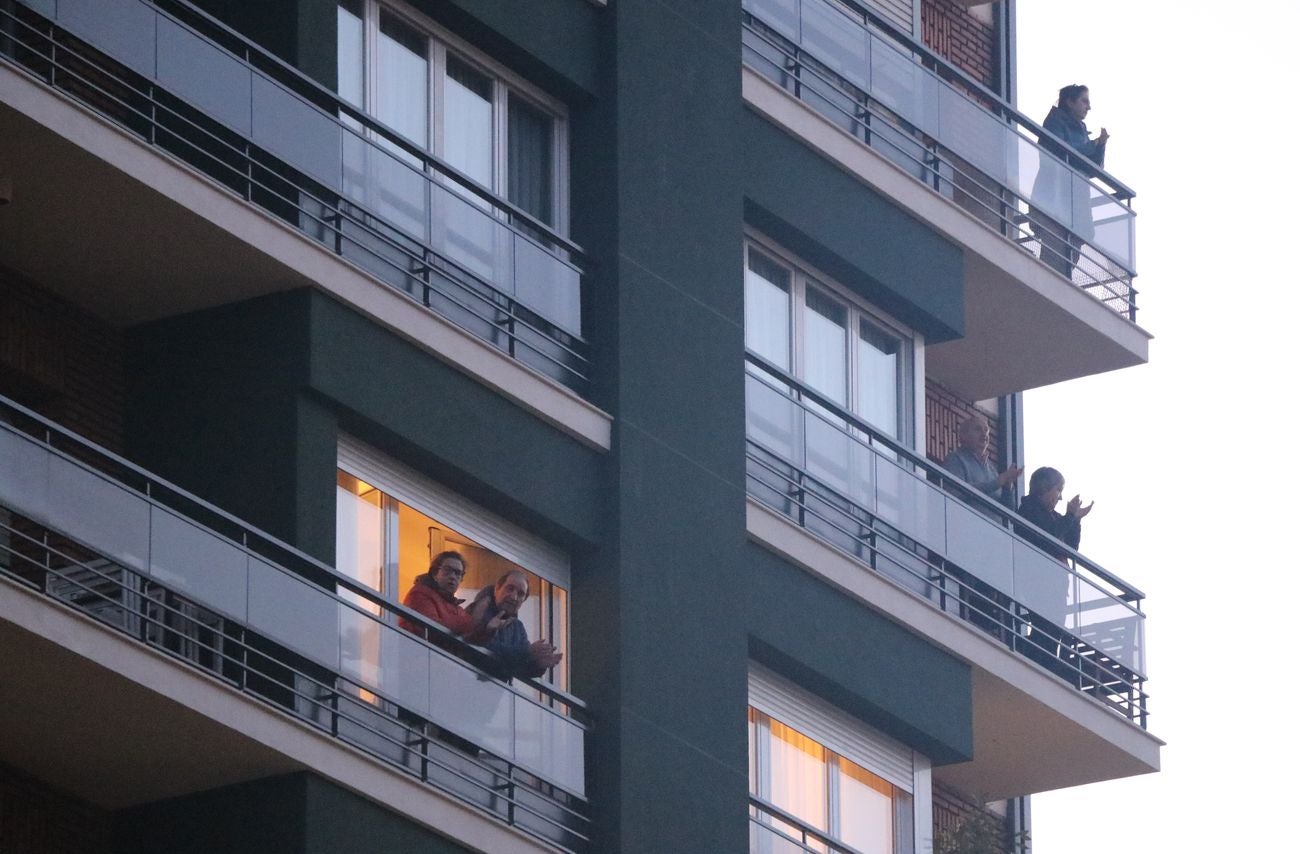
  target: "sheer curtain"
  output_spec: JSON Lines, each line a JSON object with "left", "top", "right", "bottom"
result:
{"left": 508, "top": 93, "right": 555, "bottom": 226}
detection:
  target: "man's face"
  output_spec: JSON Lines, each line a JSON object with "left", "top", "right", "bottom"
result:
{"left": 432, "top": 557, "right": 466, "bottom": 596}
{"left": 1043, "top": 480, "right": 1064, "bottom": 509}
{"left": 494, "top": 574, "right": 529, "bottom": 617}
{"left": 1067, "top": 90, "right": 1091, "bottom": 122}
{"left": 958, "top": 420, "right": 990, "bottom": 454}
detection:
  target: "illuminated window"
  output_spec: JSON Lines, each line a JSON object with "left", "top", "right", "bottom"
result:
{"left": 335, "top": 438, "right": 570, "bottom": 693}
{"left": 749, "top": 665, "right": 929, "bottom": 854}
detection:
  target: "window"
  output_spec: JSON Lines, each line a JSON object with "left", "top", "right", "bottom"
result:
{"left": 749, "top": 665, "right": 930, "bottom": 854}
{"left": 337, "top": 0, "right": 567, "bottom": 228}
{"left": 335, "top": 437, "right": 571, "bottom": 692}
{"left": 744, "top": 239, "right": 917, "bottom": 446}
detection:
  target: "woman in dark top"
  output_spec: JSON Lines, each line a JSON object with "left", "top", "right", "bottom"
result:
{"left": 1017, "top": 467, "right": 1094, "bottom": 680}
{"left": 1017, "top": 466, "right": 1092, "bottom": 558}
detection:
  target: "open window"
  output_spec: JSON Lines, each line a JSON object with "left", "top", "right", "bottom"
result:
{"left": 335, "top": 436, "right": 570, "bottom": 693}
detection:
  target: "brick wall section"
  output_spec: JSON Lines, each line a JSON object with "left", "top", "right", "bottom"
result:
{"left": 0, "top": 269, "right": 125, "bottom": 453}
{"left": 933, "top": 782, "right": 1019, "bottom": 853}
{"left": 921, "top": 0, "right": 997, "bottom": 89}
{"left": 0, "top": 763, "right": 111, "bottom": 854}
{"left": 925, "top": 377, "right": 999, "bottom": 468}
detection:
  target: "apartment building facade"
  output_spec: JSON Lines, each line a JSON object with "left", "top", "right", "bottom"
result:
{"left": 0, "top": 0, "right": 1159, "bottom": 851}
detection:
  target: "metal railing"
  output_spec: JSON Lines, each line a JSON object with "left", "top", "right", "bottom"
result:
{"left": 742, "top": 0, "right": 1139, "bottom": 321}
{"left": 0, "top": 0, "right": 590, "bottom": 391}
{"left": 0, "top": 394, "right": 591, "bottom": 851}
{"left": 745, "top": 354, "right": 1148, "bottom": 727}
{"left": 749, "top": 796, "right": 864, "bottom": 854}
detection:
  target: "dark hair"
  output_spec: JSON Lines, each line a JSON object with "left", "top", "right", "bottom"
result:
{"left": 1027, "top": 467, "right": 1065, "bottom": 496}
{"left": 1057, "top": 84, "right": 1088, "bottom": 108}
{"left": 494, "top": 569, "right": 530, "bottom": 598}
{"left": 430, "top": 550, "right": 466, "bottom": 572}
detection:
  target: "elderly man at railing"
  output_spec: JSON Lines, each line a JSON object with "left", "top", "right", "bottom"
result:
{"left": 1031, "top": 84, "right": 1111, "bottom": 280}
{"left": 467, "top": 570, "right": 564, "bottom": 681}
{"left": 943, "top": 415, "right": 1022, "bottom": 506}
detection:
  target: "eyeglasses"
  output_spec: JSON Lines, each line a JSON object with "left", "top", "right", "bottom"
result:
{"left": 435, "top": 564, "right": 466, "bottom": 578}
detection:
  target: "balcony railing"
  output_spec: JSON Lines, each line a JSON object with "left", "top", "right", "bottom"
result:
{"left": 0, "top": 0, "right": 590, "bottom": 391}
{"left": 742, "top": 0, "right": 1140, "bottom": 321}
{"left": 0, "top": 394, "right": 590, "bottom": 852}
{"left": 749, "top": 796, "right": 861, "bottom": 854}
{"left": 745, "top": 354, "right": 1148, "bottom": 727}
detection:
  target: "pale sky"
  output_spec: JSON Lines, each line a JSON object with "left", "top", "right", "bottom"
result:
{"left": 1015, "top": 1, "right": 1298, "bottom": 851}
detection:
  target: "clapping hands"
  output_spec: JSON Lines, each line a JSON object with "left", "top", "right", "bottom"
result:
{"left": 1066, "top": 494, "right": 1094, "bottom": 519}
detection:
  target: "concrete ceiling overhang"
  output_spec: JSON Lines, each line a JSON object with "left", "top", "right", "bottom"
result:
{"left": 0, "top": 93, "right": 311, "bottom": 327}
{"left": 925, "top": 248, "right": 1152, "bottom": 400}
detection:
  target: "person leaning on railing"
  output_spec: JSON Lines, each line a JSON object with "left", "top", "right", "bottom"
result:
{"left": 466, "top": 570, "right": 564, "bottom": 681}
{"left": 399, "top": 550, "right": 513, "bottom": 643}
{"left": 1030, "top": 83, "right": 1110, "bottom": 280}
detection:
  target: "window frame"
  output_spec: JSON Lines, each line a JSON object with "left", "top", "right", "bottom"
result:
{"left": 339, "top": 0, "right": 571, "bottom": 233}
{"left": 744, "top": 233, "right": 925, "bottom": 449}
{"left": 336, "top": 435, "right": 572, "bottom": 691}
{"left": 749, "top": 663, "right": 932, "bottom": 854}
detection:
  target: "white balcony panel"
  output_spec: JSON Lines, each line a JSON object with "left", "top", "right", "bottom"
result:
{"left": 944, "top": 501, "right": 1013, "bottom": 592}
{"left": 47, "top": 455, "right": 151, "bottom": 573}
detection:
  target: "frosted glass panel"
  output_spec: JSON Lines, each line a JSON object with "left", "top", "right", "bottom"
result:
{"left": 873, "top": 457, "right": 945, "bottom": 547}
{"left": 428, "top": 652, "right": 513, "bottom": 757}
{"left": 149, "top": 507, "right": 248, "bottom": 620}
{"left": 943, "top": 501, "right": 1013, "bottom": 592}
{"left": 47, "top": 456, "right": 150, "bottom": 572}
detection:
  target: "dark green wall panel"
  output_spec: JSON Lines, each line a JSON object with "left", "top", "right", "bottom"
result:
{"left": 415, "top": 0, "right": 602, "bottom": 98}
{"left": 742, "top": 110, "right": 966, "bottom": 342}
{"left": 305, "top": 293, "right": 603, "bottom": 547}
{"left": 745, "top": 545, "right": 974, "bottom": 764}
{"left": 112, "top": 774, "right": 471, "bottom": 854}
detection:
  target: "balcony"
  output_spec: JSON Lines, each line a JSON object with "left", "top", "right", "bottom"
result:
{"left": 0, "top": 0, "right": 590, "bottom": 395}
{"left": 744, "top": 354, "right": 1160, "bottom": 796}
{"left": 0, "top": 394, "right": 590, "bottom": 852}
{"left": 741, "top": 0, "right": 1149, "bottom": 398}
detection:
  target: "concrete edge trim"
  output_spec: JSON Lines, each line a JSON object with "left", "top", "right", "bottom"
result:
{"left": 0, "top": 577, "right": 558, "bottom": 854}
{"left": 0, "top": 62, "right": 612, "bottom": 452}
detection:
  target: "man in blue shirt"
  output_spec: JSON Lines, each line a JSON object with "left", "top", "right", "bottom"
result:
{"left": 467, "top": 570, "right": 563, "bottom": 680}
{"left": 943, "top": 415, "right": 1021, "bottom": 505}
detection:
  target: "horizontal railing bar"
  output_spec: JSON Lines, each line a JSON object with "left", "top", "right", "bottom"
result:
{"left": 749, "top": 795, "right": 866, "bottom": 854}
{"left": 745, "top": 355, "right": 1145, "bottom": 602}
{"left": 0, "top": 395, "right": 588, "bottom": 715}
{"left": 742, "top": 20, "right": 1138, "bottom": 285}
{"left": 0, "top": 532, "right": 592, "bottom": 843}
{"left": 777, "top": 0, "right": 1136, "bottom": 199}
{"left": 0, "top": 10, "right": 591, "bottom": 378}
{"left": 148, "top": 0, "right": 586, "bottom": 259}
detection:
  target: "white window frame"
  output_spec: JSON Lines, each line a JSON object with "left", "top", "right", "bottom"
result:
{"left": 744, "top": 232, "right": 926, "bottom": 450}
{"left": 340, "top": 0, "right": 571, "bottom": 233}
{"left": 749, "top": 662, "right": 933, "bottom": 854}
